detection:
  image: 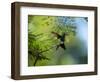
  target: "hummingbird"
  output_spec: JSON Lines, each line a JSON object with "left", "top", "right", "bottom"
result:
{"left": 51, "top": 31, "right": 68, "bottom": 50}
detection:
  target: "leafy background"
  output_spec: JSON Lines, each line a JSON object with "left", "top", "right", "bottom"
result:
{"left": 28, "top": 15, "right": 88, "bottom": 66}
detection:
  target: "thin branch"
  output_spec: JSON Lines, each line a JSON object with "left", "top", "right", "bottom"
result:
{"left": 34, "top": 55, "right": 39, "bottom": 66}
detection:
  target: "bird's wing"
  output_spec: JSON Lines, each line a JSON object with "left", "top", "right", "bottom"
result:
{"left": 51, "top": 32, "right": 61, "bottom": 39}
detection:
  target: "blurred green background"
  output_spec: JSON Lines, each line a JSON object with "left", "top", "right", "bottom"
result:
{"left": 28, "top": 15, "right": 88, "bottom": 66}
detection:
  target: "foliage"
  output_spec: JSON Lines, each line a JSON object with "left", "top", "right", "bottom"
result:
{"left": 28, "top": 15, "right": 88, "bottom": 66}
